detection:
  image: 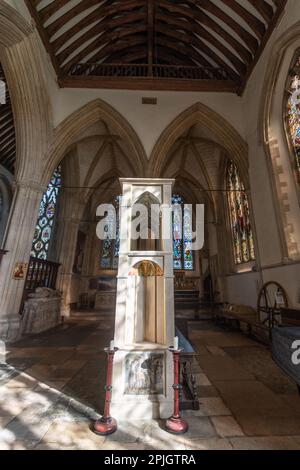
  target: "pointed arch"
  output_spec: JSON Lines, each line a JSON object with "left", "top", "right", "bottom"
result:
{"left": 260, "top": 20, "right": 300, "bottom": 261}
{"left": 149, "top": 102, "right": 249, "bottom": 185}
{"left": 0, "top": 0, "right": 53, "bottom": 182}
{"left": 43, "top": 99, "right": 148, "bottom": 185}
{"left": 0, "top": 1, "right": 32, "bottom": 47}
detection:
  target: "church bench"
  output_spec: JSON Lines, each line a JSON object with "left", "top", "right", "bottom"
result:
{"left": 214, "top": 303, "right": 268, "bottom": 339}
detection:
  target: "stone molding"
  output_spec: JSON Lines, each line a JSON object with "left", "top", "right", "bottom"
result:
{"left": 0, "top": 1, "right": 32, "bottom": 48}
{"left": 259, "top": 19, "right": 300, "bottom": 260}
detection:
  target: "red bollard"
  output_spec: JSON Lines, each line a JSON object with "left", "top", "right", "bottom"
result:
{"left": 165, "top": 346, "right": 189, "bottom": 434}
{"left": 92, "top": 346, "right": 119, "bottom": 436}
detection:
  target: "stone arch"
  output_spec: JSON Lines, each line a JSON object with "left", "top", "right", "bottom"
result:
{"left": 260, "top": 20, "right": 300, "bottom": 261}
{"left": 149, "top": 102, "right": 249, "bottom": 186}
{"left": 0, "top": 1, "right": 31, "bottom": 47}
{"left": 0, "top": 1, "right": 53, "bottom": 182}
{"left": 0, "top": 171, "right": 13, "bottom": 244}
{"left": 43, "top": 99, "right": 148, "bottom": 185}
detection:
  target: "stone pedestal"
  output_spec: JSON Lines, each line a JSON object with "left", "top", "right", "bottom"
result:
{"left": 111, "top": 178, "right": 175, "bottom": 420}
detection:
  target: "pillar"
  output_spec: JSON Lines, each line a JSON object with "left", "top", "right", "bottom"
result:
{"left": 55, "top": 189, "right": 85, "bottom": 316}
{"left": 0, "top": 180, "right": 45, "bottom": 341}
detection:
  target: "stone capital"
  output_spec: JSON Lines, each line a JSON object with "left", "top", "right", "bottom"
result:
{"left": 15, "top": 180, "right": 46, "bottom": 194}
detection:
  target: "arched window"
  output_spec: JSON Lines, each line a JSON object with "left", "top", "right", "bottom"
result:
{"left": 172, "top": 195, "right": 193, "bottom": 271}
{"left": 100, "top": 196, "right": 120, "bottom": 269}
{"left": 286, "top": 52, "right": 300, "bottom": 183}
{"left": 31, "top": 167, "right": 62, "bottom": 260}
{"left": 99, "top": 194, "right": 194, "bottom": 271}
{"left": 226, "top": 160, "right": 255, "bottom": 265}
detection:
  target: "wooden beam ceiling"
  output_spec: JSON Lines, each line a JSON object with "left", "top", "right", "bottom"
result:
{"left": 24, "top": 0, "right": 288, "bottom": 93}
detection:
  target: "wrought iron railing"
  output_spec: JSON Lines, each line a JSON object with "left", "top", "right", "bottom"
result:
{"left": 19, "top": 257, "right": 60, "bottom": 315}
{"left": 25, "top": 256, "right": 60, "bottom": 292}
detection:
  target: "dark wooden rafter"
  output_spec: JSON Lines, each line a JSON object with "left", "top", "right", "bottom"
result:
{"left": 0, "top": 63, "right": 16, "bottom": 174}
{"left": 147, "top": 0, "right": 155, "bottom": 76}
{"left": 25, "top": 0, "right": 288, "bottom": 94}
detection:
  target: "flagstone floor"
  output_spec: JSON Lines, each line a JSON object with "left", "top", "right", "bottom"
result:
{"left": 1, "top": 311, "right": 300, "bottom": 450}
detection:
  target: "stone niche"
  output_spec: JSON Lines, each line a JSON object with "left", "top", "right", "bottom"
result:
{"left": 21, "top": 287, "right": 62, "bottom": 335}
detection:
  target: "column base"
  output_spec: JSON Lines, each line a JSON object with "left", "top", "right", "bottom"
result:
{"left": 165, "top": 416, "right": 189, "bottom": 434}
{"left": 60, "top": 304, "right": 71, "bottom": 318}
{"left": 92, "top": 417, "right": 117, "bottom": 436}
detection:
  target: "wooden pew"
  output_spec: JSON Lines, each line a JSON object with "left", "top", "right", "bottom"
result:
{"left": 214, "top": 303, "right": 268, "bottom": 340}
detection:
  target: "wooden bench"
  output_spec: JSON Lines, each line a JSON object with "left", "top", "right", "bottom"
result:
{"left": 214, "top": 303, "right": 268, "bottom": 339}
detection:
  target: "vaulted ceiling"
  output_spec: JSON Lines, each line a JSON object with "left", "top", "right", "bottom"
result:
{"left": 0, "top": 64, "right": 16, "bottom": 174}
{"left": 26, "top": 0, "right": 287, "bottom": 93}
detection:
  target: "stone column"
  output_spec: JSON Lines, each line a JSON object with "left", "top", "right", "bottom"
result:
{"left": 79, "top": 221, "right": 96, "bottom": 294}
{"left": 55, "top": 189, "right": 85, "bottom": 317}
{"left": 0, "top": 181, "right": 45, "bottom": 341}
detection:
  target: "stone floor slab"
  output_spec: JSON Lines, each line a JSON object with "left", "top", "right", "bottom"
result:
{"left": 234, "top": 414, "right": 300, "bottom": 436}
{"left": 198, "top": 356, "right": 255, "bottom": 382}
{"left": 213, "top": 380, "right": 296, "bottom": 416}
{"left": 182, "top": 397, "right": 231, "bottom": 417}
{"left": 184, "top": 437, "right": 233, "bottom": 450}
{"left": 212, "top": 416, "right": 244, "bottom": 437}
{"left": 42, "top": 421, "right": 105, "bottom": 449}
{"left": 189, "top": 331, "right": 255, "bottom": 348}
{"left": 2, "top": 314, "right": 300, "bottom": 450}
{"left": 230, "top": 436, "right": 300, "bottom": 450}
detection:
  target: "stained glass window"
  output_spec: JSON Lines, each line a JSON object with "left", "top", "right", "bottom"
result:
{"left": 100, "top": 196, "right": 120, "bottom": 269}
{"left": 100, "top": 194, "right": 194, "bottom": 271}
{"left": 286, "top": 54, "right": 300, "bottom": 182}
{"left": 31, "top": 167, "right": 62, "bottom": 260}
{"left": 172, "top": 195, "right": 194, "bottom": 271}
{"left": 226, "top": 160, "right": 255, "bottom": 265}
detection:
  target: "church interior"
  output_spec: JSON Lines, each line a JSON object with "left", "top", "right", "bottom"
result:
{"left": 1, "top": 0, "right": 300, "bottom": 451}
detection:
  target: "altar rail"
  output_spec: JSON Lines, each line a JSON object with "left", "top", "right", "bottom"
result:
{"left": 68, "top": 63, "right": 230, "bottom": 82}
